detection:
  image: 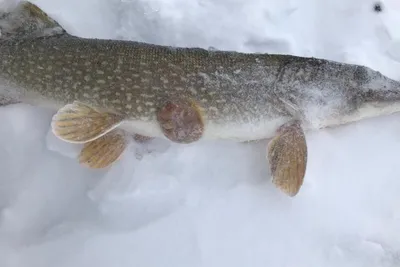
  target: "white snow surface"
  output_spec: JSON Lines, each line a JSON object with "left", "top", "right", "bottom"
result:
{"left": 1, "top": 0, "right": 400, "bottom": 266}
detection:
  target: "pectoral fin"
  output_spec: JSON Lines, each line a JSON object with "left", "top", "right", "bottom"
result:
{"left": 79, "top": 130, "right": 128, "bottom": 169}
{"left": 267, "top": 120, "right": 307, "bottom": 197}
{"left": 51, "top": 101, "right": 124, "bottom": 144}
{"left": 157, "top": 99, "right": 205, "bottom": 144}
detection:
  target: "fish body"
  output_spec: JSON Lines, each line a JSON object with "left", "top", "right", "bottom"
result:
{"left": 3, "top": 34, "right": 400, "bottom": 142}
{"left": 0, "top": 35, "right": 289, "bottom": 141}
{"left": 1, "top": 1, "right": 400, "bottom": 196}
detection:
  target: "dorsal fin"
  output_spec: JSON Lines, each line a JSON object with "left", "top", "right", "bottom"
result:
{"left": 0, "top": 1, "right": 67, "bottom": 40}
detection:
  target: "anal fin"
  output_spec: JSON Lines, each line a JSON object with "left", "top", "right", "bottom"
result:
{"left": 79, "top": 130, "right": 128, "bottom": 169}
{"left": 51, "top": 101, "right": 124, "bottom": 144}
{"left": 267, "top": 120, "right": 307, "bottom": 197}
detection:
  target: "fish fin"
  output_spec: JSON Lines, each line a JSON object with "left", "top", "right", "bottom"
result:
{"left": 157, "top": 99, "right": 205, "bottom": 144}
{"left": 51, "top": 101, "right": 124, "bottom": 144}
{"left": 267, "top": 120, "right": 307, "bottom": 197}
{"left": 0, "top": 1, "right": 67, "bottom": 40}
{"left": 79, "top": 130, "right": 128, "bottom": 169}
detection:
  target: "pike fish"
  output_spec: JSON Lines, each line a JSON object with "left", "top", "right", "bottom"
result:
{"left": 1, "top": 1, "right": 400, "bottom": 197}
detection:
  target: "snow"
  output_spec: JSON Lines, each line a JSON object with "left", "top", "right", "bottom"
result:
{"left": 1, "top": 0, "right": 400, "bottom": 266}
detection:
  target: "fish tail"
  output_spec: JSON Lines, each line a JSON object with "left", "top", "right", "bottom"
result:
{"left": 0, "top": 1, "right": 67, "bottom": 40}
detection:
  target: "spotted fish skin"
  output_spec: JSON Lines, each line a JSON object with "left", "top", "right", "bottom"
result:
{"left": 1, "top": 1, "right": 400, "bottom": 142}
{"left": 0, "top": 35, "right": 287, "bottom": 124}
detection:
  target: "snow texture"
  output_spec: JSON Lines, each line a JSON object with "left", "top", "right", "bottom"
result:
{"left": 1, "top": 0, "right": 400, "bottom": 266}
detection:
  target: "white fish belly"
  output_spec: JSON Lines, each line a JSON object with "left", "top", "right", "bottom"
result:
{"left": 120, "top": 101, "right": 400, "bottom": 141}
{"left": 119, "top": 116, "right": 291, "bottom": 142}
{"left": 317, "top": 101, "right": 400, "bottom": 129}
{"left": 202, "top": 117, "right": 291, "bottom": 141}
{"left": 119, "top": 120, "right": 165, "bottom": 139}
